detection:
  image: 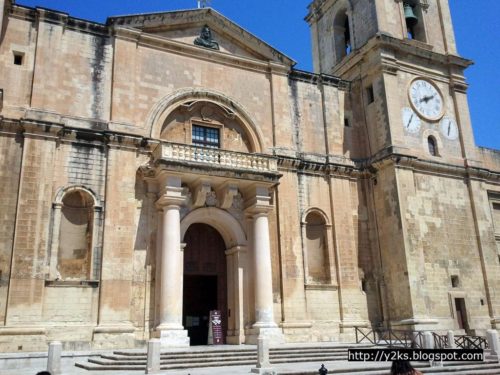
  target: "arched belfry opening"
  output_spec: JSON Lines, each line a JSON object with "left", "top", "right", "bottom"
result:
{"left": 333, "top": 7, "right": 352, "bottom": 63}
{"left": 183, "top": 223, "right": 227, "bottom": 345}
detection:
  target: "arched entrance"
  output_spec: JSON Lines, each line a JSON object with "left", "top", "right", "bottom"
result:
{"left": 183, "top": 223, "right": 227, "bottom": 345}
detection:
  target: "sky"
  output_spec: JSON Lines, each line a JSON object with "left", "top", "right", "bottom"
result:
{"left": 14, "top": 0, "right": 500, "bottom": 151}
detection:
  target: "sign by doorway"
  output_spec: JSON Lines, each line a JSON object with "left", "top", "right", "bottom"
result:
{"left": 209, "top": 310, "right": 223, "bottom": 345}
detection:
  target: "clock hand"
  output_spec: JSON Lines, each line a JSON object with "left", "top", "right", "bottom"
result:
{"left": 420, "top": 95, "right": 435, "bottom": 103}
{"left": 407, "top": 114, "right": 414, "bottom": 128}
{"left": 448, "top": 121, "right": 451, "bottom": 136}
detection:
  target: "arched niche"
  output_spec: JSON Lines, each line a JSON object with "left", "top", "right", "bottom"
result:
{"left": 301, "top": 208, "right": 334, "bottom": 285}
{"left": 48, "top": 185, "right": 102, "bottom": 281}
{"left": 147, "top": 88, "right": 265, "bottom": 153}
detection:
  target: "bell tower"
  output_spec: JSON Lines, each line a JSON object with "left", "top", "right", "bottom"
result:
{"left": 306, "top": 0, "right": 477, "bottom": 162}
{"left": 306, "top": 0, "right": 459, "bottom": 75}
{"left": 306, "top": 0, "right": 493, "bottom": 332}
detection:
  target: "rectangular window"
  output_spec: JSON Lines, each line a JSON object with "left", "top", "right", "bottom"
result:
{"left": 192, "top": 125, "right": 220, "bottom": 148}
{"left": 493, "top": 202, "right": 500, "bottom": 234}
{"left": 13, "top": 52, "right": 24, "bottom": 66}
{"left": 366, "top": 85, "right": 374, "bottom": 104}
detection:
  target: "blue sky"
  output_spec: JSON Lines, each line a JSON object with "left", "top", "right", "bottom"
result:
{"left": 15, "top": 0, "right": 500, "bottom": 151}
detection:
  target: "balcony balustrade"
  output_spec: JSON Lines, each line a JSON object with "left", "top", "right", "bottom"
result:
{"left": 153, "top": 142, "right": 278, "bottom": 174}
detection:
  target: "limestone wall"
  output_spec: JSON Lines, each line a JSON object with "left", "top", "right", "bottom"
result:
{"left": 0, "top": 126, "right": 23, "bottom": 325}
{"left": 0, "top": 1, "right": 498, "bottom": 352}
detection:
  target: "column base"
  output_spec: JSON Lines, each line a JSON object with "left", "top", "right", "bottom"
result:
{"left": 152, "top": 327, "right": 190, "bottom": 347}
{"left": 246, "top": 326, "right": 284, "bottom": 346}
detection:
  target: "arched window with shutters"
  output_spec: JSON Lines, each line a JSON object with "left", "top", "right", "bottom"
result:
{"left": 302, "top": 209, "right": 334, "bottom": 285}
{"left": 48, "top": 186, "right": 101, "bottom": 281}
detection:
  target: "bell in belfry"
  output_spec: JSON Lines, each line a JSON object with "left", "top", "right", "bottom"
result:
{"left": 404, "top": 2, "right": 419, "bottom": 27}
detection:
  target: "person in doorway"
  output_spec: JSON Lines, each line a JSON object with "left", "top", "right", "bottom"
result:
{"left": 390, "top": 360, "right": 422, "bottom": 375}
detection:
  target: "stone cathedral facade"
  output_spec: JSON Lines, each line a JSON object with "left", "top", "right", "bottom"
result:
{"left": 0, "top": 0, "right": 499, "bottom": 351}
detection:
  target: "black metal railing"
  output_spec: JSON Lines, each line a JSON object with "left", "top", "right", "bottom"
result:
{"left": 354, "top": 327, "right": 489, "bottom": 350}
{"left": 354, "top": 327, "right": 424, "bottom": 348}
{"left": 432, "top": 332, "right": 449, "bottom": 349}
{"left": 455, "top": 335, "right": 488, "bottom": 350}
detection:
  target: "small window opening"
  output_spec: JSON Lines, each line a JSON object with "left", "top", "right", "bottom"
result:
{"left": 451, "top": 275, "right": 460, "bottom": 288}
{"left": 192, "top": 125, "right": 220, "bottom": 148}
{"left": 366, "top": 85, "right": 375, "bottom": 104}
{"left": 13, "top": 52, "right": 24, "bottom": 66}
{"left": 361, "top": 279, "right": 367, "bottom": 293}
{"left": 428, "top": 136, "right": 438, "bottom": 156}
{"left": 344, "top": 118, "right": 351, "bottom": 127}
{"left": 481, "top": 299, "right": 485, "bottom": 306}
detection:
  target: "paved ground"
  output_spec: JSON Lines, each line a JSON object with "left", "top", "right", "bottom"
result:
{"left": 2, "top": 359, "right": 392, "bottom": 375}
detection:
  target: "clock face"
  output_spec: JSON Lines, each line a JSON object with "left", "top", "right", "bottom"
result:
{"left": 440, "top": 116, "right": 459, "bottom": 140}
{"left": 409, "top": 79, "right": 444, "bottom": 121}
{"left": 402, "top": 107, "right": 421, "bottom": 134}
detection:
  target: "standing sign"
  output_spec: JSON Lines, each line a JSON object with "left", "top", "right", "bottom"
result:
{"left": 208, "top": 310, "right": 223, "bottom": 345}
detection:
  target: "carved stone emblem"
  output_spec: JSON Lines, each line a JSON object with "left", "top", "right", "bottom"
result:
{"left": 231, "top": 193, "right": 244, "bottom": 211}
{"left": 206, "top": 191, "right": 219, "bottom": 207}
{"left": 194, "top": 25, "right": 220, "bottom": 50}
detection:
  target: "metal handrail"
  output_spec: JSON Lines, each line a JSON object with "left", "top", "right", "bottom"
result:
{"left": 455, "top": 335, "right": 488, "bottom": 350}
{"left": 354, "top": 327, "right": 488, "bottom": 350}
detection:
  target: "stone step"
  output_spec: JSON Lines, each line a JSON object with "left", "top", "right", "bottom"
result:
{"left": 104, "top": 352, "right": 258, "bottom": 361}
{"left": 87, "top": 353, "right": 347, "bottom": 366}
{"left": 114, "top": 348, "right": 257, "bottom": 356}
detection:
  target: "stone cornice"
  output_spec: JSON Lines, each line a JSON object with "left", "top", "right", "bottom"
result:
{"left": 276, "top": 148, "right": 500, "bottom": 184}
{"left": 0, "top": 117, "right": 157, "bottom": 152}
{"left": 333, "top": 33, "right": 473, "bottom": 80}
{"left": 289, "top": 69, "right": 350, "bottom": 91}
{"left": 113, "top": 27, "right": 290, "bottom": 76}
{"left": 12, "top": 5, "right": 110, "bottom": 36}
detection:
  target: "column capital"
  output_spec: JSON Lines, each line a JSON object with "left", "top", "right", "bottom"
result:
{"left": 156, "top": 193, "right": 187, "bottom": 209}
{"left": 245, "top": 204, "right": 273, "bottom": 217}
{"left": 243, "top": 184, "right": 273, "bottom": 215}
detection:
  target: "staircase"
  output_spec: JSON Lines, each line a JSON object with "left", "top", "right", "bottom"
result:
{"left": 75, "top": 345, "right": 350, "bottom": 371}
{"left": 75, "top": 345, "right": 500, "bottom": 374}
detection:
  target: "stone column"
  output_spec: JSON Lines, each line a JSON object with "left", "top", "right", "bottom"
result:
{"left": 153, "top": 176, "right": 189, "bottom": 347}
{"left": 245, "top": 185, "right": 283, "bottom": 345}
{"left": 252, "top": 211, "right": 276, "bottom": 328}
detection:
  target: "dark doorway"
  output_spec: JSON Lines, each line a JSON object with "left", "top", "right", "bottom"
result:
{"left": 183, "top": 275, "right": 217, "bottom": 345}
{"left": 455, "top": 298, "right": 470, "bottom": 333}
{"left": 183, "top": 223, "right": 227, "bottom": 346}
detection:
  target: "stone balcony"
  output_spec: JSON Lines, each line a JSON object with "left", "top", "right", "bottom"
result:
{"left": 152, "top": 142, "right": 280, "bottom": 182}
